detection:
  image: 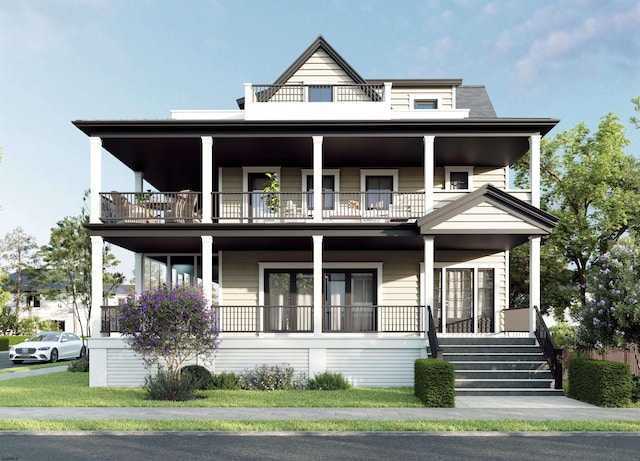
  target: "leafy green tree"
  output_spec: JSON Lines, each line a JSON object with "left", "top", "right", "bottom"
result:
{"left": 0, "top": 227, "right": 40, "bottom": 318}
{"left": 513, "top": 112, "right": 640, "bottom": 316}
{"left": 39, "top": 206, "right": 123, "bottom": 337}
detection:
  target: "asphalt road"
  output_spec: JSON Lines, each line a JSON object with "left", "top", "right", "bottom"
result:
{"left": 1, "top": 432, "right": 639, "bottom": 461}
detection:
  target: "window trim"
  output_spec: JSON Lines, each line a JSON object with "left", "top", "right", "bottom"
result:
{"left": 301, "top": 169, "right": 340, "bottom": 212}
{"left": 413, "top": 99, "right": 438, "bottom": 110}
{"left": 410, "top": 94, "right": 441, "bottom": 110}
{"left": 444, "top": 166, "right": 473, "bottom": 191}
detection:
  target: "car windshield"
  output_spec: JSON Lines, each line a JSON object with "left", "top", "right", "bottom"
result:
{"left": 28, "top": 333, "right": 60, "bottom": 342}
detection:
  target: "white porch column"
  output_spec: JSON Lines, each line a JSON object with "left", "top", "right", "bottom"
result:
{"left": 312, "top": 136, "right": 323, "bottom": 223}
{"left": 89, "top": 137, "right": 102, "bottom": 224}
{"left": 423, "top": 235, "right": 435, "bottom": 334}
{"left": 134, "top": 253, "right": 144, "bottom": 293}
{"left": 529, "top": 134, "right": 541, "bottom": 208}
{"left": 201, "top": 235, "right": 214, "bottom": 309}
{"left": 312, "top": 235, "right": 324, "bottom": 335}
{"left": 134, "top": 172, "right": 144, "bottom": 192}
{"left": 201, "top": 136, "right": 213, "bottom": 223}
{"left": 90, "top": 236, "right": 104, "bottom": 337}
{"left": 529, "top": 236, "right": 541, "bottom": 332}
{"left": 423, "top": 136, "right": 435, "bottom": 214}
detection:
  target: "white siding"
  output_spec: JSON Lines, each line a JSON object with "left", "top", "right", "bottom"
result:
{"left": 106, "top": 348, "right": 147, "bottom": 387}
{"left": 390, "top": 88, "right": 454, "bottom": 110}
{"left": 214, "top": 348, "right": 309, "bottom": 376}
{"left": 432, "top": 203, "right": 543, "bottom": 231}
{"left": 326, "top": 348, "right": 423, "bottom": 387}
{"left": 286, "top": 49, "right": 356, "bottom": 83}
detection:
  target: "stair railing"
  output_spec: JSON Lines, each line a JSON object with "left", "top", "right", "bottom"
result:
{"left": 534, "top": 306, "right": 563, "bottom": 389}
{"left": 427, "top": 305, "right": 442, "bottom": 359}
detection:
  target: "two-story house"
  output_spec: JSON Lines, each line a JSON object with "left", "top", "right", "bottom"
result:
{"left": 75, "top": 36, "right": 560, "bottom": 392}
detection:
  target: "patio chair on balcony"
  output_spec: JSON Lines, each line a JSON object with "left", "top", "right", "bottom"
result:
{"left": 166, "top": 190, "right": 201, "bottom": 223}
{"left": 111, "top": 191, "right": 158, "bottom": 223}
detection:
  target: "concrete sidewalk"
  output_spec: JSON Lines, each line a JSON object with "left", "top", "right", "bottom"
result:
{"left": 1, "top": 364, "right": 639, "bottom": 421}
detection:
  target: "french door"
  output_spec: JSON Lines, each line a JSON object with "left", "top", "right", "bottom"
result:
{"left": 324, "top": 270, "right": 376, "bottom": 332}
{"left": 265, "top": 270, "right": 313, "bottom": 332}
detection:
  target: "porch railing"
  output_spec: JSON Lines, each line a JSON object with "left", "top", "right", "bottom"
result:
{"left": 212, "top": 191, "right": 423, "bottom": 221}
{"left": 101, "top": 304, "right": 426, "bottom": 335}
{"left": 100, "top": 191, "right": 201, "bottom": 223}
{"left": 251, "top": 84, "right": 384, "bottom": 103}
{"left": 534, "top": 305, "right": 563, "bottom": 389}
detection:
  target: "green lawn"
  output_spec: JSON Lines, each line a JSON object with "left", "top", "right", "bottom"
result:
{"left": 0, "top": 362, "right": 68, "bottom": 375}
{"left": 0, "top": 371, "right": 423, "bottom": 408}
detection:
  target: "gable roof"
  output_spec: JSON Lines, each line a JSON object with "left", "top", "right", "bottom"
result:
{"left": 417, "top": 184, "right": 558, "bottom": 235}
{"left": 237, "top": 35, "right": 368, "bottom": 109}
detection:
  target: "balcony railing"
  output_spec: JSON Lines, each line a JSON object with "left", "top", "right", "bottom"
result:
{"left": 100, "top": 305, "right": 424, "bottom": 335}
{"left": 101, "top": 191, "right": 201, "bottom": 223}
{"left": 251, "top": 84, "right": 384, "bottom": 103}
{"left": 213, "top": 191, "right": 423, "bottom": 222}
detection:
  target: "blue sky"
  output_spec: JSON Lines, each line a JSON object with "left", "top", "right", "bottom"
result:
{"left": 1, "top": 0, "right": 639, "bottom": 274}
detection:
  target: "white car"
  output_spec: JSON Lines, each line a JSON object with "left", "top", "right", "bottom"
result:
{"left": 9, "top": 332, "right": 86, "bottom": 364}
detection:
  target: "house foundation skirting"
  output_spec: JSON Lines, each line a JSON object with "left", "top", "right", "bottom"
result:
{"left": 87, "top": 337, "right": 428, "bottom": 387}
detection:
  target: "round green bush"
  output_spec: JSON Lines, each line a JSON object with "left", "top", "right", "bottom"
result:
{"left": 180, "top": 365, "right": 213, "bottom": 391}
{"left": 145, "top": 369, "right": 197, "bottom": 401}
{"left": 210, "top": 372, "right": 241, "bottom": 390}
{"left": 307, "top": 371, "right": 351, "bottom": 390}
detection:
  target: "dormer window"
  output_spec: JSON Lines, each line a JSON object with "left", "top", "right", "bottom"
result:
{"left": 309, "top": 85, "right": 333, "bottom": 102}
{"left": 445, "top": 167, "right": 473, "bottom": 190}
{"left": 414, "top": 99, "right": 438, "bottom": 110}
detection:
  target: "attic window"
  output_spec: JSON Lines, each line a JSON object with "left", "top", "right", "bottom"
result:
{"left": 414, "top": 100, "right": 437, "bottom": 110}
{"left": 309, "top": 85, "right": 333, "bottom": 102}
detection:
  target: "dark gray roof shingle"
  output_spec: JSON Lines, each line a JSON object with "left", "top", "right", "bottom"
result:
{"left": 457, "top": 86, "right": 497, "bottom": 118}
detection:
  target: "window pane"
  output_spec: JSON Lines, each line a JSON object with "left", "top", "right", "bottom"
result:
{"left": 365, "top": 176, "right": 393, "bottom": 209}
{"left": 307, "top": 175, "right": 335, "bottom": 210}
{"left": 450, "top": 172, "right": 469, "bottom": 190}
{"left": 414, "top": 100, "right": 437, "bottom": 109}
{"left": 309, "top": 85, "right": 332, "bottom": 102}
{"left": 351, "top": 273, "right": 373, "bottom": 305}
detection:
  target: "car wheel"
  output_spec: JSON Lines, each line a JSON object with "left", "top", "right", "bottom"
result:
{"left": 49, "top": 348, "right": 59, "bottom": 363}
{"left": 11, "top": 360, "right": 23, "bottom": 364}
{"left": 78, "top": 345, "right": 87, "bottom": 359}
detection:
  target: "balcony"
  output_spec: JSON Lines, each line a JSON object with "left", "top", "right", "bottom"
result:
{"left": 243, "top": 83, "right": 391, "bottom": 121}
{"left": 101, "top": 305, "right": 424, "bottom": 335}
{"left": 100, "top": 191, "right": 424, "bottom": 223}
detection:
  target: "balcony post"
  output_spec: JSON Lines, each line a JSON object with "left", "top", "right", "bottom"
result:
{"left": 91, "top": 235, "right": 103, "bottom": 337}
{"left": 313, "top": 235, "right": 324, "bottom": 335}
{"left": 530, "top": 134, "right": 541, "bottom": 208}
{"left": 423, "top": 235, "right": 435, "bottom": 335}
{"left": 529, "top": 236, "right": 541, "bottom": 333}
{"left": 134, "top": 171, "right": 143, "bottom": 192}
{"left": 423, "top": 136, "right": 435, "bottom": 214}
{"left": 89, "top": 137, "right": 102, "bottom": 224}
{"left": 202, "top": 235, "right": 214, "bottom": 308}
{"left": 312, "top": 136, "right": 323, "bottom": 223}
{"left": 202, "top": 136, "right": 213, "bottom": 223}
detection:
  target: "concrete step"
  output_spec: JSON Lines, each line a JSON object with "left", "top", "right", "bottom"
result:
{"left": 455, "top": 388, "right": 564, "bottom": 397}
{"left": 451, "top": 361, "right": 548, "bottom": 371}
{"left": 455, "top": 369, "right": 553, "bottom": 380}
{"left": 443, "top": 352, "right": 546, "bottom": 362}
{"left": 438, "top": 337, "right": 536, "bottom": 346}
{"left": 441, "top": 345, "right": 542, "bottom": 354}
{"left": 455, "top": 378, "right": 554, "bottom": 389}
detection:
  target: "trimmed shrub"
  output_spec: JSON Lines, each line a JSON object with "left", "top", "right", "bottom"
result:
{"left": 307, "top": 371, "right": 352, "bottom": 390}
{"left": 144, "top": 369, "right": 197, "bottom": 401}
{"left": 568, "top": 356, "right": 632, "bottom": 407}
{"left": 414, "top": 359, "right": 455, "bottom": 408}
{"left": 180, "top": 365, "right": 213, "bottom": 390}
{"left": 0, "top": 337, "right": 8, "bottom": 351}
{"left": 68, "top": 354, "right": 90, "bottom": 372}
{"left": 631, "top": 376, "right": 639, "bottom": 403}
{"left": 238, "top": 363, "right": 307, "bottom": 391}
{"left": 210, "top": 372, "right": 241, "bottom": 390}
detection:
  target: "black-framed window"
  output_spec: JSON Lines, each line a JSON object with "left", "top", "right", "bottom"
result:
{"left": 306, "top": 175, "right": 335, "bottom": 210}
{"left": 365, "top": 175, "right": 393, "bottom": 209}
{"left": 324, "top": 269, "right": 376, "bottom": 332}
{"left": 265, "top": 269, "right": 313, "bottom": 332}
{"left": 414, "top": 99, "right": 437, "bottom": 109}
{"left": 309, "top": 85, "right": 333, "bottom": 102}
{"left": 449, "top": 171, "right": 469, "bottom": 190}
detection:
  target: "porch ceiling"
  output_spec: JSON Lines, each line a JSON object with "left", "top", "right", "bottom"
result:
{"left": 75, "top": 118, "right": 556, "bottom": 193}
{"left": 92, "top": 225, "right": 531, "bottom": 254}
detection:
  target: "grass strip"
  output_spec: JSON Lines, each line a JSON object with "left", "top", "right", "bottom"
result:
{"left": 1, "top": 419, "right": 639, "bottom": 432}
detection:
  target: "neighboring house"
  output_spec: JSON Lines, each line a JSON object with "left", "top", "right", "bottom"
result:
{"left": 75, "top": 36, "right": 560, "bottom": 390}
{"left": 3, "top": 273, "right": 132, "bottom": 335}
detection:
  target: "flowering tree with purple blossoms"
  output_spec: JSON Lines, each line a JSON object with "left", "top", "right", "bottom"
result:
{"left": 574, "top": 242, "right": 640, "bottom": 368}
{"left": 119, "top": 284, "right": 220, "bottom": 375}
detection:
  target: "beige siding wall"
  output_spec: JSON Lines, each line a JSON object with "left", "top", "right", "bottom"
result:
{"left": 214, "top": 348, "right": 310, "bottom": 376}
{"left": 432, "top": 203, "right": 542, "bottom": 231}
{"left": 389, "top": 88, "right": 454, "bottom": 110}
{"left": 286, "top": 49, "right": 356, "bottom": 83}
{"left": 474, "top": 167, "right": 506, "bottom": 189}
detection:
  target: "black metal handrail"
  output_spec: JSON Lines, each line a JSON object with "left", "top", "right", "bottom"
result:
{"left": 427, "top": 305, "right": 442, "bottom": 359}
{"left": 534, "top": 305, "right": 563, "bottom": 389}
{"left": 251, "top": 83, "right": 384, "bottom": 103}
